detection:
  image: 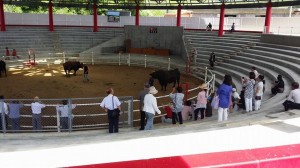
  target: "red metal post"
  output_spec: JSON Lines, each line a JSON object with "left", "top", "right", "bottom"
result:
{"left": 218, "top": 3, "right": 225, "bottom": 37}
{"left": 48, "top": 1, "right": 54, "bottom": 31}
{"left": 264, "top": 1, "right": 272, "bottom": 34}
{"left": 135, "top": 5, "right": 140, "bottom": 26}
{"left": 93, "top": 3, "right": 98, "bottom": 32}
{"left": 0, "top": 0, "right": 6, "bottom": 31}
{"left": 176, "top": 4, "right": 181, "bottom": 27}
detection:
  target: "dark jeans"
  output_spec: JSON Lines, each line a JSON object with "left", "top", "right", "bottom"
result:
{"left": 60, "top": 117, "right": 69, "bottom": 130}
{"left": 194, "top": 108, "right": 205, "bottom": 120}
{"left": 32, "top": 114, "right": 42, "bottom": 130}
{"left": 172, "top": 112, "right": 182, "bottom": 124}
{"left": 140, "top": 110, "right": 146, "bottom": 130}
{"left": 10, "top": 118, "right": 20, "bottom": 131}
{"left": 108, "top": 110, "right": 119, "bottom": 133}
{"left": 283, "top": 100, "right": 300, "bottom": 111}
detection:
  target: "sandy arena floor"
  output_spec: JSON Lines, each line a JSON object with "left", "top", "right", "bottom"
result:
{"left": 0, "top": 64, "right": 201, "bottom": 100}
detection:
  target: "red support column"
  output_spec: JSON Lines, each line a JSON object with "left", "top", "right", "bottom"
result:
{"left": 176, "top": 4, "right": 181, "bottom": 27}
{"left": 48, "top": 1, "right": 54, "bottom": 31}
{"left": 218, "top": 3, "right": 225, "bottom": 37}
{"left": 0, "top": 0, "right": 6, "bottom": 31}
{"left": 93, "top": 3, "right": 98, "bottom": 32}
{"left": 135, "top": 5, "right": 139, "bottom": 26}
{"left": 264, "top": 1, "right": 272, "bottom": 34}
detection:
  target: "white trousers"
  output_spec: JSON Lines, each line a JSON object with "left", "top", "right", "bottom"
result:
{"left": 255, "top": 100, "right": 262, "bottom": 111}
{"left": 218, "top": 107, "right": 228, "bottom": 122}
{"left": 245, "top": 98, "right": 252, "bottom": 112}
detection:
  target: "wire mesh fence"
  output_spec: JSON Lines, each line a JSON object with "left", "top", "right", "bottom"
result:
{"left": 0, "top": 97, "right": 133, "bottom": 133}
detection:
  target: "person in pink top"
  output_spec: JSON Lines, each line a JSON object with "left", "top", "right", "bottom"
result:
{"left": 181, "top": 100, "right": 193, "bottom": 121}
{"left": 194, "top": 83, "right": 208, "bottom": 120}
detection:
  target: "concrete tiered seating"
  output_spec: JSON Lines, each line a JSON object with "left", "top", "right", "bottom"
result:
{"left": 184, "top": 30, "right": 300, "bottom": 113}
{"left": 0, "top": 26, "right": 124, "bottom": 59}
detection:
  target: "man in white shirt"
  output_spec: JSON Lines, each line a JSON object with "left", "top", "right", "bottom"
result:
{"left": 31, "top": 96, "right": 46, "bottom": 131}
{"left": 56, "top": 100, "right": 76, "bottom": 131}
{"left": 283, "top": 82, "right": 300, "bottom": 111}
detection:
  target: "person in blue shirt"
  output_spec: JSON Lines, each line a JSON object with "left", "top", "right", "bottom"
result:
{"left": 217, "top": 75, "right": 233, "bottom": 122}
{"left": 8, "top": 100, "right": 23, "bottom": 131}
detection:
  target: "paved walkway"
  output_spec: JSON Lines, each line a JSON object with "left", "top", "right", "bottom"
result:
{"left": 0, "top": 109, "right": 300, "bottom": 167}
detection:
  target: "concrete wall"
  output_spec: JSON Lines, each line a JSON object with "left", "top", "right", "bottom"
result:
{"left": 79, "top": 34, "right": 125, "bottom": 56}
{"left": 261, "top": 34, "right": 300, "bottom": 47}
{"left": 124, "top": 25, "right": 184, "bottom": 56}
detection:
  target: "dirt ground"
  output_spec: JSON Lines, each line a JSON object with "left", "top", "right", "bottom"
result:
{"left": 1, "top": 64, "right": 202, "bottom": 100}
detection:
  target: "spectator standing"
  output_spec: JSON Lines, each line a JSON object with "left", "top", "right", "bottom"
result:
{"left": 138, "top": 83, "right": 150, "bottom": 130}
{"left": 83, "top": 65, "right": 89, "bottom": 82}
{"left": 217, "top": 75, "right": 233, "bottom": 121}
{"left": 251, "top": 67, "right": 259, "bottom": 79}
{"left": 230, "top": 23, "right": 235, "bottom": 33}
{"left": 12, "top": 49, "right": 17, "bottom": 56}
{"left": 56, "top": 100, "right": 76, "bottom": 131}
{"left": 254, "top": 75, "right": 264, "bottom": 111}
{"left": 5, "top": 47, "right": 9, "bottom": 56}
{"left": 271, "top": 75, "right": 285, "bottom": 94}
{"left": 143, "top": 86, "right": 161, "bottom": 130}
{"left": 8, "top": 100, "right": 23, "bottom": 131}
{"left": 31, "top": 96, "right": 46, "bottom": 131}
{"left": 0, "top": 95, "right": 8, "bottom": 131}
{"left": 100, "top": 88, "right": 121, "bottom": 133}
{"left": 181, "top": 100, "right": 193, "bottom": 121}
{"left": 169, "top": 86, "right": 184, "bottom": 124}
{"left": 206, "top": 22, "right": 212, "bottom": 31}
{"left": 209, "top": 52, "right": 216, "bottom": 69}
{"left": 242, "top": 72, "right": 256, "bottom": 112}
{"left": 194, "top": 83, "right": 208, "bottom": 120}
{"left": 283, "top": 82, "right": 300, "bottom": 111}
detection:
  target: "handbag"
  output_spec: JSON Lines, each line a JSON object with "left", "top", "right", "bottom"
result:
{"left": 111, "top": 96, "right": 120, "bottom": 118}
{"left": 255, "top": 96, "right": 262, "bottom": 100}
{"left": 211, "top": 95, "right": 219, "bottom": 110}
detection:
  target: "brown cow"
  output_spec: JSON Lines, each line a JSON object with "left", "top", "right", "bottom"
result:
{"left": 63, "top": 61, "right": 83, "bottom": 77}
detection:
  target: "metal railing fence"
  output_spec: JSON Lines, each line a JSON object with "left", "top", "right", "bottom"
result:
{"left": 0, "top": 97, "right": 133, "bottom": 133}
{"left": 2, "top": 53, "right": 215, "bottom": 133}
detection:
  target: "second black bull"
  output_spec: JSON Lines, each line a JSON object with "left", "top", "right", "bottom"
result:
{"left": 150, "top": 69, "right": 180, "bottom": 91}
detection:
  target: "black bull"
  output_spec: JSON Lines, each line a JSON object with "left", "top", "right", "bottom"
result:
{"left": 63, "top": 61, "right": 83, "bottom": 77}
{"left": 150, "top": 69, "right": 180, "bottom": 91}
{"left": 0, "top": 60, "right": 7, "bottom": 78}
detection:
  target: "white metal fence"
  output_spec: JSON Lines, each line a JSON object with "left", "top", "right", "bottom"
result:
{"left": 2, "top": 53, "right": 215, "bottom": 133}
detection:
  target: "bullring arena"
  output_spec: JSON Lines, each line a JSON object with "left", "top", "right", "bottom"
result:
{"left": 1, "top": 0, "right": 300, "bottom": 167}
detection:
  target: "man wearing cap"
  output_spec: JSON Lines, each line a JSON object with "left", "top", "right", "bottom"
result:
{"left": 169, "top": 86, "right": 184, "bottom": 124}
{"left": 143, "top": 86, "right": 161, "bottom": 130}
{"left": 138, "top": 83, "right": 150, "bottom": 130}
{"left": 31, "top": 96, "right": 46, "bottom": 131}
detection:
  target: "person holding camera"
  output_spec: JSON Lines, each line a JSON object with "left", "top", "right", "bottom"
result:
{"left": 242, "top": 72, "right": 256, "bottom": 113}
{"left": 254, "top": 75, "right": 264, "bottom": 111}
{"left": 100, "top": 88, "right": 121, "bottom": 133}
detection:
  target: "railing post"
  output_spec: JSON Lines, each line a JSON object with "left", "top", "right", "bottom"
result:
{"left": 1, "top": 99, "right": 6, "bottom": 133}
{"left": 128, "top": 99, "right": 133, "bottom": 127}
{"left": 204, "top": 67, "right": 208, "bottom": 83}
{"left": 68, "top": 99, "right": 73, "bottom": 132}
{"left": 128, "top": 53, "right": 131, "bottom": 67}
{"left": 56, "top": 105, "right": 61, "bottom": 133}
{"left": 63, "top": 52, "right": 66, "bottom": 63}
{"left": 213, "top": 74, "right": 216, "bottom": 93}
{"left": 144, "top": 55, "right": 147, "bottom": 68}
{"left": 168, "top": 58, "right": 170, "bottom": 70}
{"left": 119, "top": 52, "right": 121, "bottom": 66}
{"left": 92, "top": 52, "right": 94, "bottom": 65}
